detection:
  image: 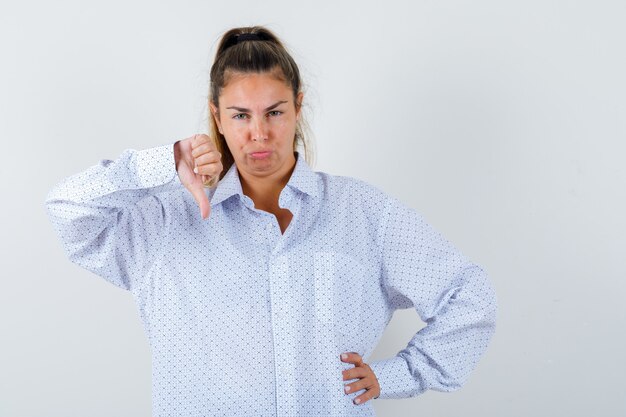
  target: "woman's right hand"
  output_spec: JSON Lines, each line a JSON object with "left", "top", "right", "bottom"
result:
{"left": 174, "top": 134, "right": 223, "bottom": 219}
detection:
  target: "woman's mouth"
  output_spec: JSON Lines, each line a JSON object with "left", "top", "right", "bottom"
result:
{"left": 250, "top": 151, "right": 272, "bottom": 160}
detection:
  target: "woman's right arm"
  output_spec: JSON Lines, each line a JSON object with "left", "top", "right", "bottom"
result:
{"left": 45, "top": 142, "right": 184, "bottom": 291}
{"left": 44, "top": 134, "right": 222, "bottom": 291}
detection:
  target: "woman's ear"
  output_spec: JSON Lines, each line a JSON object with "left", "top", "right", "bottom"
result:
{"left": 209, "top": 101, "right": 224, "bottom": 134}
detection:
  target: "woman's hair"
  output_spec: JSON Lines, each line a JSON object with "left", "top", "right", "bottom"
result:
{"left": 209, "top": 26, "right": 314, "bottom": 180}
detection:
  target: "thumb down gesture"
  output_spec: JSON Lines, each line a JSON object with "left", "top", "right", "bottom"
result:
{"left": 174, "top": 134, "right": 223, "bottom": 219}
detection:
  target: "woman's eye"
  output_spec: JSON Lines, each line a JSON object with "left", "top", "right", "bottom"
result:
{"left": 268, "top": 110, "right": 283, "bottom": 117}
{"left": 233, "top": 113, "right": 248, "bottom": 120}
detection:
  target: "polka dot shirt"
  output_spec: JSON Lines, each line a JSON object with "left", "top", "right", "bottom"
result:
{"left": 45, "top": 143, "right": 497, "bottom": 417}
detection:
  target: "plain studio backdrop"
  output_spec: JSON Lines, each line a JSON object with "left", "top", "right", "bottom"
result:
{"left": 1, "top": 1, "right": 625, "bottom": 416}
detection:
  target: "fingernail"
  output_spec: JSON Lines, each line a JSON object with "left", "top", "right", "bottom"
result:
{"left": 341, "top": 353, "right": 347, "bottom": 360}
{"left": 193, "top": 167, "right": 198, "bottom": 174}
{"left": 344, "top": 386, "right": 350, "bottom": 393}
{"left": 354, "top": 398, "right": 361, "bottom": 404}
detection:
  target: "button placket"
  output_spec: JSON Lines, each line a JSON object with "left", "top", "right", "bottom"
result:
{"left": 268, "top": 255, "right": 299, "bottom": 417}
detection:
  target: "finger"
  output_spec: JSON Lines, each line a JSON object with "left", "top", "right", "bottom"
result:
{"left": 343, "top": 370, "right": 373, "bottom": 394}
{"left": 342, "top": 366, "right": 368, "bottom": 381}
{"left": 194, "top": 162, "right": 222, "bottom": 178}
{"left": 340, "top": 352, "right": 364, "bottom": 366}
{"left": 188, "top": 180, "right": 211, "bottom": 219}
{"left": 343, "top": 379, "right": 366, "bottom": 395}
{"left": 194, "top": 152, "right": 222, "bottom": 166}
{"left": 346, "top": 378, "right": 379, "bottom": 405}
{"left": 191, "top": 143, "right": 220, "bottom": 159}
{"left": 352, "top": 388, "right": 378, "bottom": 405}
{"left": 191, "top": 133, "right": 212, "bottom": 150}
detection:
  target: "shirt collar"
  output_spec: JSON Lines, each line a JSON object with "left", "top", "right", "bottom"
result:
{"left": 209, "top": 151, "right": 320, "bottom": 207}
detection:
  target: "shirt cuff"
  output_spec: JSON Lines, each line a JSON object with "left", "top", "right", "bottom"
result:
{"left": 368, "top": 355, "right": 424, "bottom": 399}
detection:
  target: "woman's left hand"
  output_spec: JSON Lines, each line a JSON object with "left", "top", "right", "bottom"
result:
{"left": 340, "top": 352, "right": 380, "bottom": 404}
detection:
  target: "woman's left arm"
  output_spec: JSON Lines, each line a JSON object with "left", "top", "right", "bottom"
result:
{"left": 368, "top": 196, "right": 497, "bottom": 399}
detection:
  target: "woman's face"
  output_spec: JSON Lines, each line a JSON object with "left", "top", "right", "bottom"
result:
{"left": 210, "top": 71, "right": 303, "bottom": 182}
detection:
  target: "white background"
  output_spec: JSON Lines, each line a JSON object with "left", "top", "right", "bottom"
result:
{"left": 1, "top": 1, "right": 625, "bottom": 416}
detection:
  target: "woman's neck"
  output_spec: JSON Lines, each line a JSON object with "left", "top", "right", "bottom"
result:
{"left": 239, "top": 158, "right": 296, "bottom": 212}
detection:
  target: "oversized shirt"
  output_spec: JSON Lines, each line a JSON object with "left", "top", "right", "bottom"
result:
{"left": 45, "top": 143, "right": 497, "bottom": 417}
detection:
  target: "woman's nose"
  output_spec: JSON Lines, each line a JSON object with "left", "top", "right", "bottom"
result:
{"left": 251, "top": 117, "right": 269, "bottom": 142}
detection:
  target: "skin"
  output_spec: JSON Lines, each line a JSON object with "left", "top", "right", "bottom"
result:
{"left": 174, "top": 134, "right": 222, "bottom": 219}
{"left": 210, "top": 71, "right": 301, "bottom": 233}
{"left": 341, "top": 352, "right": 381, "bottom": 404}
{"left": 175, "top": 70, "right": 381, "bottom": 403}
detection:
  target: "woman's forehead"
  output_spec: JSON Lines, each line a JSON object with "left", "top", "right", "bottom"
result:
{"left": 220, "top": 72, "right": 293, "bottom": 106}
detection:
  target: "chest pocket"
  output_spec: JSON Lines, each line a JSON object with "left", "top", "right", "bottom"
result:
{"left": 313, "top": 251, "right": 374, "bottom": 343}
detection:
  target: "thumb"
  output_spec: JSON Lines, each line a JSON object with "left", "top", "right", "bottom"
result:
{"left": 188, "top": 180, "right": 211, "bottom": 219}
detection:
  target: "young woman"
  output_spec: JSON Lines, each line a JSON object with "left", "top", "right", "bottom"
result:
{"left": 46, "top": 26, "right": 497, "bottom": 417}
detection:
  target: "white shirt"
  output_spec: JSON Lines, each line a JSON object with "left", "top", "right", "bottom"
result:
{"left": 45, "top": 142, "right": 497, "bottom": 417}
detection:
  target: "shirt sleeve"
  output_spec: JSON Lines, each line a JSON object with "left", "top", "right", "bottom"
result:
{"left": 44, "top": 143, "right": 183, "bottom": 292}
{"left": 368, "top": 196, "right": 497, "bottom": 399}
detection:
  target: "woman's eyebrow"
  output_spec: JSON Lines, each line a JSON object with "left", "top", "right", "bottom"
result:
{"left": 226, "top": 100, "right": 288, "bottom": 112}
